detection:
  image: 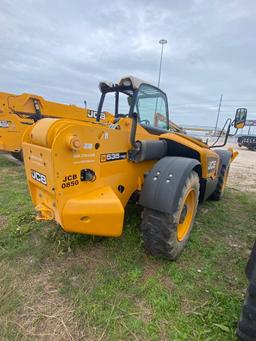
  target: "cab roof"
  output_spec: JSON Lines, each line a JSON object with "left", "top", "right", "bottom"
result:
{"left": 99, "top": 75, "right": 153, "bottom": 93}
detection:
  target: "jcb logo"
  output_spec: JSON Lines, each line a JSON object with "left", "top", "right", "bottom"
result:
{"left": 100, "top": 154, "right": 107, "bottom": 162}
{"left": 207, "top": 160, "right": 217, "bottom": 172}
{"left": 87, "top": 110, "right": 106, "bottom": 120}
{"left": 31, "top": 170, "right": 47, "bottom": 185}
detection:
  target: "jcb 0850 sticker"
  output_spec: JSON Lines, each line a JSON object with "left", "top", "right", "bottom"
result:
{"left": 100, "top": 152, "right": 127, "bottom": 163}
{"left": 61, "top": 174, "right": 79, "bottom": 189}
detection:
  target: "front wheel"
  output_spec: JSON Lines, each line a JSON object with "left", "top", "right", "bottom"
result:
{"left": 140, "top": 171, "right": 199, "bottom": 260}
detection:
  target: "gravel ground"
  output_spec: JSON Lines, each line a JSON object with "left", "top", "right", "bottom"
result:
{"left": 226, "top": 142, "right": 256, "bottom": 192}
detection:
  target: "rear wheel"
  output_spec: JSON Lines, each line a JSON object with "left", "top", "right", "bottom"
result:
{"left": 210, "top": 164, "right": 229, "bottom": 201}
{"left": 140, "top": 171, "right": 199, "bottom": 260}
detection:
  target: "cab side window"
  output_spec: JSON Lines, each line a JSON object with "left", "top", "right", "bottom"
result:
{"left": 135, "top": 84, "right": 168, "bottom": 129}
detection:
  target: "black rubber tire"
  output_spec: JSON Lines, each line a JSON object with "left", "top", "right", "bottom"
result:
{"left": 140, "top": 171, "right": 199, "bottom": 260}
{"left": 248, "top": 283, "right": 256, "bottom": 302}
{"left": 237, "top": 283, "right": 256, "bottom": 340}
{"left": 210, "top": 164, "right": 229, "bottom": 201}
{"left": 11, "top": 151, "right": 23, "bottom": 162}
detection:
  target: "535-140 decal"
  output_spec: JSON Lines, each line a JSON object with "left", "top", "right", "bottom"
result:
{"left": 100, "top": 152, "right": 127, "bottom": 162}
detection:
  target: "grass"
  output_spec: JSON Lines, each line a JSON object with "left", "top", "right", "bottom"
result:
{"left": 0, "top": 153, "right": 256, "bottom": 340}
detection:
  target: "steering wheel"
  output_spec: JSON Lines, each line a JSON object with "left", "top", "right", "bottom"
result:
{"left": 140, "top": 119, "right": 150, "bottom": 125}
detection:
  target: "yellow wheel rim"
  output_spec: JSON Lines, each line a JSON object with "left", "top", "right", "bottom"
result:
{"left": 177, "top": 189, "right": 196, "bottom": 242}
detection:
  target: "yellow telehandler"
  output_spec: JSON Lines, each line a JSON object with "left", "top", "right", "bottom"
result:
{"left": 0, "top": 92, "right": 111, "bottom": 161}
{"left": 22, "top": 76, "right": 247, "bottom": 259}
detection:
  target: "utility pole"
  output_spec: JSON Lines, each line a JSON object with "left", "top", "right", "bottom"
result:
{"left": 214, "top": 94, "right": 223, "bottom": 136}
{"left": 157, "top": 39, "right": 168, "bottom": 88}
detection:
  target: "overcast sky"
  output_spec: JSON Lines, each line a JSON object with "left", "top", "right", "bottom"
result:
{"left": 1, "top": 0, "right": 256, "bottom": 127}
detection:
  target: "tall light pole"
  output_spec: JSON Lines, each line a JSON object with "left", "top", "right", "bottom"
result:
{"left": 214, "top": 94, "right": 223, "bottom": 136}
{"left": 157, "top": 39, "right": 168, "bottom": 88}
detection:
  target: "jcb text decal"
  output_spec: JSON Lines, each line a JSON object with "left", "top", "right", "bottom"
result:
{"left": 62, "top": 174, "right": 79, "bottom": 189}
{"left": 87, "top": 110, "right": 106, "bottom": 120}
{"left": 100, "top": 152, "right": 127, "bottom": 163}
{"left": 31, "top": 170, "right": 47, "bottom": 185}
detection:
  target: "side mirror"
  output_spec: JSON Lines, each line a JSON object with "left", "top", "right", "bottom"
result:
{"left": 234, "top": 108, "right": 247, "bottom": 129}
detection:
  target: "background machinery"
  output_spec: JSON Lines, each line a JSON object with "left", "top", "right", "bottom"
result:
{"left": 22, "top": 76, "right": 246, "bottom": 259}
{"left": 238, "top": 135, "right": 256, "bottom": 151}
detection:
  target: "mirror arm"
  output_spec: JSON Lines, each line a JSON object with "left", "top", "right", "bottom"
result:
{"left": 229, "top": 128, "right": 238, "bottom": 137}
{"left": 209, "top": 119, "right": 232, "bottom": 149}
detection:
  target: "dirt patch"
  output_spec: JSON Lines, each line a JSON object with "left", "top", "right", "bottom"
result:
{"left": 81, "top": 244, "right": 111, "bottom": 269}
{"left": 180, "top": 297, "right": 210, "bottom": 315}
{"left": 0, "top": 215, "right": 7, "bottom": 229}
{"left": 142, "top": 258, "right": 161, "bottom": 281}
{"left": 142, "top": 258, "right": 175, "bottom": 295}
{"left": 1, "top": 246, "right": 109, "bottom": 341}
{"left": 18, "top": 267, "right": 84, "bottom": 341}
{"left": 134, "top": 298, "right": 152, "bottom": 323}
{"left": 160, "top": 275, "right": 175, "bottom": 292}
{"left": 64, "top": 245, "right": 108, "bottom": 272}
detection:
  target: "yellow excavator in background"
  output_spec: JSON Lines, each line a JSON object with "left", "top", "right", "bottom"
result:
{"left": 0, "top": 92, "right": 111, "bottom": 161}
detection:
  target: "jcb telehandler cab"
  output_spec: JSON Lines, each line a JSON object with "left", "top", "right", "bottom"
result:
{"left": 0, "top": 92, "right": 111, "bottom": 161}
{"left": 22, "top": 76, "right": 247, "bottom": 260}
